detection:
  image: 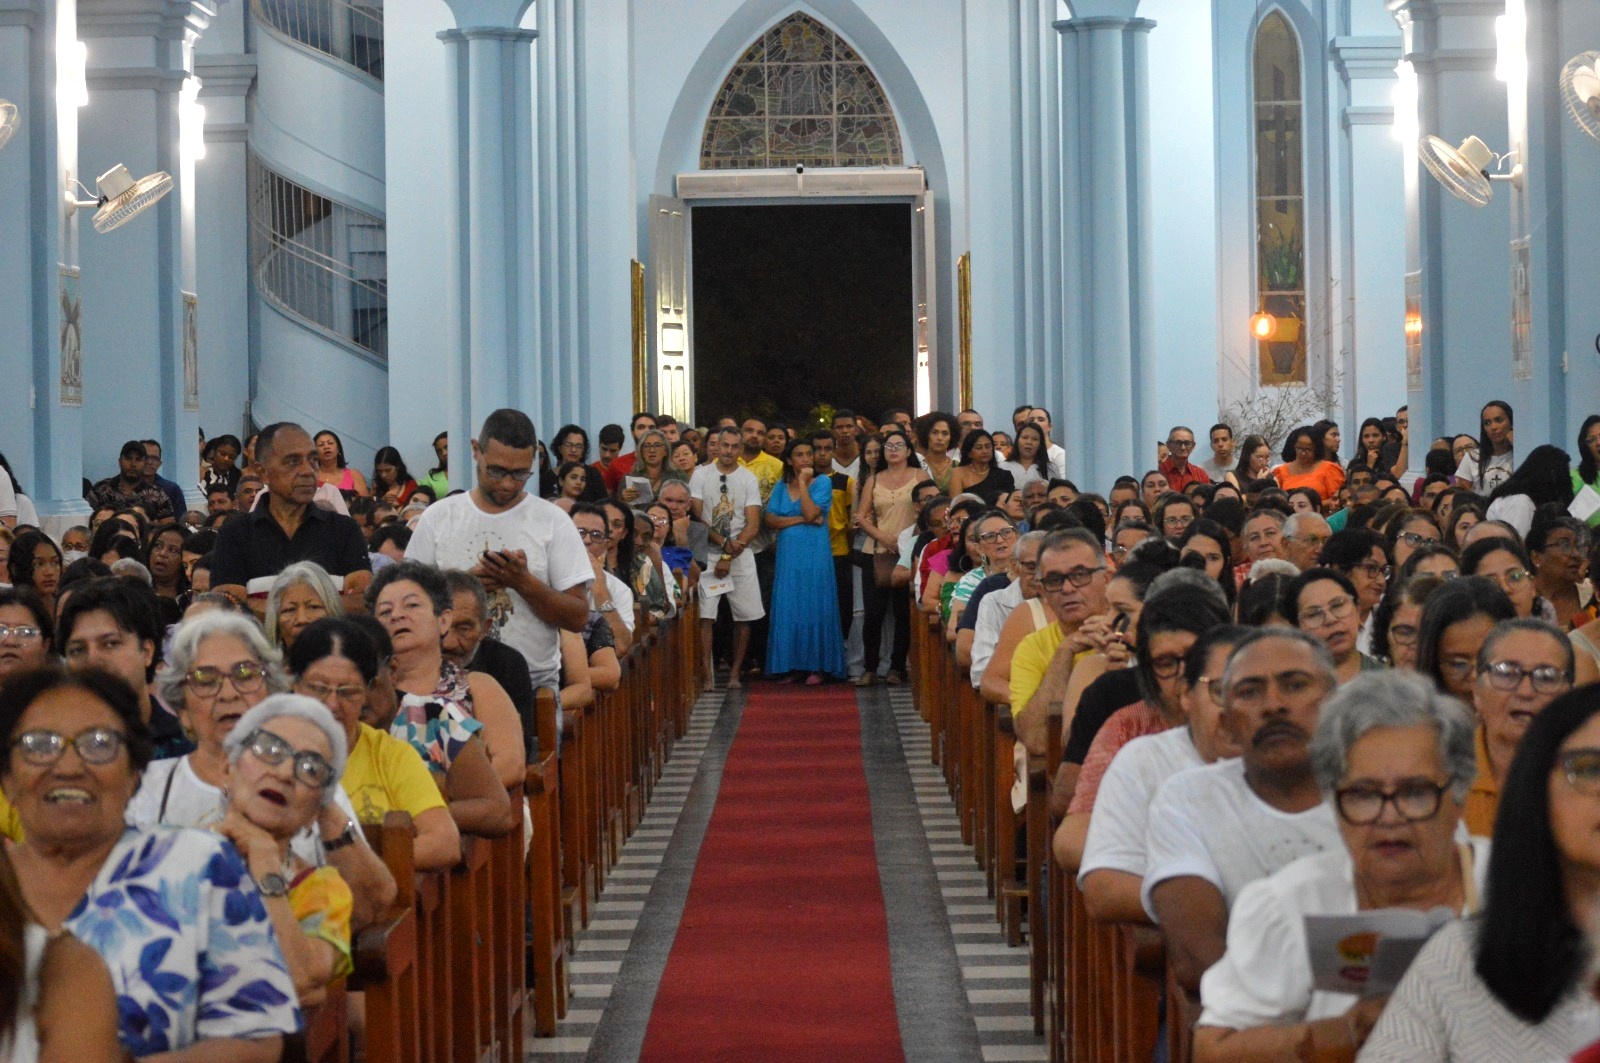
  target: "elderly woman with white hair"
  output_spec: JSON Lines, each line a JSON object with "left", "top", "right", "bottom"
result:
{"left": 264, "top": 560, "right": 343, "bottom": 650}
{"left": 216, "top": 694, "right": 354, "bottom": 1004}
{"left": 130, "top": 610, "right": 395, "bottom": 926}
{"left": 1192, "top": 670, "right": 1487, "bottom": 1061}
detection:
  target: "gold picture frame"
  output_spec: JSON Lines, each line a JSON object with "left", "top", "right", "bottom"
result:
{"left": 631, "top": 259, "right": 647, "bottom": 412}
{"left": 957, "top": 252, "right": 972, "bottom": 411}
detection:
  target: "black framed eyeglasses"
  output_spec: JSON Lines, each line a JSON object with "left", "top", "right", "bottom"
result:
{"left": 1333, "top": 779, "right": 1449, "bottom": 825}
{"left": 242, "top": 727, "right": 336, "bottom": 789}
{"left": 1397, "top": 531, "right": 1441, "bottom": 549}
{"left": 11, "top": 727, "right": 126, "bottom": 767}
{"left": 482, "top": 465, "right": 534, "bottom": 484}
{"left": 1038, "top": 566, "right": 1105, "bottom": 592}
{"left": 1479, "top": 660, "right": 1570, "bottom": 694}
{"left": 1148, "top": 654, "right": 1186, "bottom": 679}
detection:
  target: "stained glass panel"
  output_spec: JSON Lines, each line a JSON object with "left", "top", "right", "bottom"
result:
{"left": 1253, "top": 11, "right": 1307, "bottom": 386}
{"left": 701, "top": 12, "right": 903, "bottom": 169}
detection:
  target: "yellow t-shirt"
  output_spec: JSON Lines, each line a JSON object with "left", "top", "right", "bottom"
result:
{"left": 739, "top": 451, "right": 784, "bottom": 503}
{"left": 0, "top": 786, "right": 21, "bottom": 841}
{"left": 341, "top": 723, "right": 448, "bottom": 826}
{"left": 1009, "top": 623, "right": 1068, "bottom": 718}
{"left": 826, "top": 473, "right": 855, "bottom": 557}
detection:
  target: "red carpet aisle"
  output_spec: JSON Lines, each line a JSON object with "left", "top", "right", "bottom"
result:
{"left": 638, "top": 684, "right": 904, "bottom": 1062}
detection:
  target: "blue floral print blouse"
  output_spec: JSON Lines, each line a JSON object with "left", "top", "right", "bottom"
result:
{"left": 63, "top": 826, "right": 302, "bottom": 1056}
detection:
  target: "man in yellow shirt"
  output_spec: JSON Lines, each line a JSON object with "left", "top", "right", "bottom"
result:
{"left": 1010, "top": 528, "right": 1112, "bottom": 756}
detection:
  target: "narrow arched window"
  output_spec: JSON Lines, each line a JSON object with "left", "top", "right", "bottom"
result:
{"left": 701, "top": 12, "right": 902, "bottom": 169}
{"left": 1254, "top": 11, "right": 1306, "bottom": 385}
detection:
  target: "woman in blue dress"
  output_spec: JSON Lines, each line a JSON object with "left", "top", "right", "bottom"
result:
{"left": 764, "top": 438, "right": 847, "bottom": 684}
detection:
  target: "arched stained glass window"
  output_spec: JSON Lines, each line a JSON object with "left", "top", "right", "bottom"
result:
{"left": 701, "top": 13, "right": 903, "bottom": 169}
{"left": 1254, "top": 11, "right": 1307, "bottom": 386}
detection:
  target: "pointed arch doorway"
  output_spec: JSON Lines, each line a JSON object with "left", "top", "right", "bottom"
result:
{"left": 646, "top": 12, "right": 939, "bottom": 430}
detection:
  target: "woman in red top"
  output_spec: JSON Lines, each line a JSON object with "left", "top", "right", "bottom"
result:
{"left": 370, "top": 446, "right": 417, "bottom": 507}
{"left": 1272, "top": 425, "right": 1346, "bottom": 500}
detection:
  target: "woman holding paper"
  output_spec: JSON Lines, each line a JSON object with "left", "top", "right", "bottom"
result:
{"left": 1570, "top": 416, "right": 1600, "bottom": 528}
{"left": 618, "top": 430, "right": 683, "bottom": 506}
{"left": 1192, "top": 671, "right": 1484, "bottom": 1062}
{"left": 1361, "top": 684, "right": 1600, "bottom": 1061}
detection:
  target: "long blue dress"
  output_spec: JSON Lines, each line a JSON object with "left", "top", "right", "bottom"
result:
{"left": 765, "top": 476, "right": 847, "bottom": 677}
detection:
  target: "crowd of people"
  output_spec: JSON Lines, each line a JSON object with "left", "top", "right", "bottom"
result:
{"left": 1, "top": 395, "right": 1600, "bottom": 1057}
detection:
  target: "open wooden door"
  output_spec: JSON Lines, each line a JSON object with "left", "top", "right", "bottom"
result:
{"left": 648, "top": 194, "right": 690, "bottom": 422}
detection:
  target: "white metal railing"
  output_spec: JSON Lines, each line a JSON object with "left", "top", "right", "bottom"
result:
{"left": 247, "top": 154, "right": 388, "bottom": 362}
{"left": 252, "top": 0, "right": 383, "bottom": 80}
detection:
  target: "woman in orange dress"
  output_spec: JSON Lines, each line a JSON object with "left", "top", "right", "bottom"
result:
{"left": 1271, "top": 425, "right": 1346, "bottom": 502}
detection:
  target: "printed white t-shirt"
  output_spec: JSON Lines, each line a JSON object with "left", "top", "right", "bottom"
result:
{"left": 406, "top": 492, "right": 593, "bottom": 679}
{"left": 689, "top": 464, "right": 762, "bottom": 542}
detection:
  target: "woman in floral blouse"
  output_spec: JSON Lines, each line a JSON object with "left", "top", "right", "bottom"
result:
{"left": 0, "top": 667, "right": 299, "bottom": 1060}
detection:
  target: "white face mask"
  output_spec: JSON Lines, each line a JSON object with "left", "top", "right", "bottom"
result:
{"left": 62, "top": 550, "right": 87, "bottom": 566}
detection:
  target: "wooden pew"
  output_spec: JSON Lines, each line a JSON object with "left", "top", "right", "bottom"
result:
{"left": 527, "top": 748, "right": 569, "bottom": 1036}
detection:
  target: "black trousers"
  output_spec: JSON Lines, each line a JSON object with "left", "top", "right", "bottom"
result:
{"left": 860, "top": 576, "right": 909, "bottom": 675}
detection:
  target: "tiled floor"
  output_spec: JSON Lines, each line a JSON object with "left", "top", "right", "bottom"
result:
{"left": 524, "top": 681, "right": 1047, "bottom": 1062}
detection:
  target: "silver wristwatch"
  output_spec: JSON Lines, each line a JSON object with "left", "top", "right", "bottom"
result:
{"left": 257, "top": 871, "right": 290, "bottom": 898}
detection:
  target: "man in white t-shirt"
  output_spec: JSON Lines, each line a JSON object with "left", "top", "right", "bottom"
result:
{"left": 1143, "top": 627, "right": 1343, "bottom": 992}
{"left": 1074, "top": 625, "right": 1246, "bottom": 925}
{"left": 1028, "top": 406, "right": 1068, "bottom": 478}
{"left": 1200, "top": 422, "right": 1236, "bottom": 483}
{"left": 689, "top": 426, "right": 764, "bottom": 689}
{"left": 405, "top": 408, "right": 592, "bottom": 689}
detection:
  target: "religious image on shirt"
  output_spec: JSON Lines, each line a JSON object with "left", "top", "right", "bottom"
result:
{"left": 477, "top": 528, "right": 516, "bottom": 640}
{"left": 709, "top": 482, "right": 737, "bottom": 540}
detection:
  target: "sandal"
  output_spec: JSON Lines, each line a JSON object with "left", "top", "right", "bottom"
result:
{"left": 854, "top": 673, "right": 877, "bottom": 688}
{"left": 885, "top": 670, "right": 906, "bottom": 686}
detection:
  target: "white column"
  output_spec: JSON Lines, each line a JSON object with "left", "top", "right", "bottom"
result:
{"left": 438, "top": 0, "right": 537, "bottom": 489}
{"left": 76, "top": 0, "right": 209, "bottom": 498}
{"left": 0, "top": 0, "right": 87, "bottom": 519}
{"left": 1518, "top": 0, "right": 1600, "bottom": 447}
{"left": 1056, "top": 2, "right": 1155, "bottom": 486}
{"left": 1332, "top": 37, "right": 1408, "bottom": 425}
{"left": 1391, "top": 0, "right": 1510, "bottom": 459}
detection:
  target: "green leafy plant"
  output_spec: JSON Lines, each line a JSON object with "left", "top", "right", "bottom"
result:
{"left": 1259, "top": 228, "right": 1303, "bottom": 291}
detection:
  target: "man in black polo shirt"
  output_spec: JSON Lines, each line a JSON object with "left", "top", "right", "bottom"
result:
{"left": 210, "top": 422, "right": 371, "bottom": 612}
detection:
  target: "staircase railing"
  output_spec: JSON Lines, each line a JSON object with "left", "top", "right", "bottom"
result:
{"left": 252, "top": 0, "right": 384, "bottom": 80}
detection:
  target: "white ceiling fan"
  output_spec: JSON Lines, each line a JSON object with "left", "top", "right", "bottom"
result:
{"left": 1418, "top": 134, "right": 1521, "bottom": 207}
{"left": 64, "top": 164, "right": 174, "bottom": 233}
{"left": 0, "top": 100, "right": 17, "bottom": 151}
{"left": 1561, "top": 51, "right": 1600, "bottom": 143}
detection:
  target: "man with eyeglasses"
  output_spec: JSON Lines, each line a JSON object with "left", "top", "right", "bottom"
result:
{"left": 690, "top": 426, "right": 765, "bottom": 689}
{"left": 1464, "top": 618, "right": 1575, "bottom": 836}
{"left": 142, "top": 438, "right": 189, "bottom": 523}
{"left": 1159, "top": 425, "right": 1213, "bottom": 493}
{"left": 1286, "top": 568, "right": 1383, "bottom": 684}
{"left": 1009, "top": 528, "right": 1112, "bottom": 757}
{"left": 956, "top": 409, "right": 985, "bottom": 446}
{"left": 211, "top": 423, "right": 372, "bottom": 613}
{"left": 1281, "top": 511, "right": 1332, "bottom": 572}
{"left": 1144, "top": 627, "right": 1343, "bottom": 992}
{"left": 406, "top": 409, "right": 593, "bottom": 694}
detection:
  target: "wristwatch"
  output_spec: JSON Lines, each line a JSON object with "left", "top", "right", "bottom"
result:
{"left": 598, "top": 601, "right": 617, "bottom": 614}
{"left": 257, "top": 871, "right": 290, "bottom": 899}
{"left": 323, "top": 822, "right": 359, "bottom": 852}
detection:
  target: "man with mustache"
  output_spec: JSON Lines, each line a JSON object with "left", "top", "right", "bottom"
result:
{"left": 1141, "top": 627, "right": 1343, "bottom": 992}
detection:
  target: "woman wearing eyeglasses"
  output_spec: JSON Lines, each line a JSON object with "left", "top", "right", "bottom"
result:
{"left": 129, "top": 612, "right": 393, "bottom": 924}
{"left": 1415, "top": 576, "right": 1518, "bottom": 700}
{"left": 1462, "top": 619, "right": 1575, "bottom": 837}
{"left": 1361, "top": 685, "right": 1600, "bottom": 1061}
{"left": 618, "top": 429, "right": 684, "bottom": 507}
{"left": 854, "top": 427, "right": 930, "bottom": 686}
{"left": 1193, "top": 671, "right": 1485, "bottom": 1061}
{"left": 0, "top": 668, "right": 301, "bottom": 1060}
{"left": 213, "top": 693, "right": 354, "bottom": 1004}
{"left": 1526, "top": 513, "right": 1590, "bottom": 631}
{"left": 1460, "top": 537, "right": 1545, "bottom": 623}
{"left": 0, "top": 588, "right": 53, "bottom": 682}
